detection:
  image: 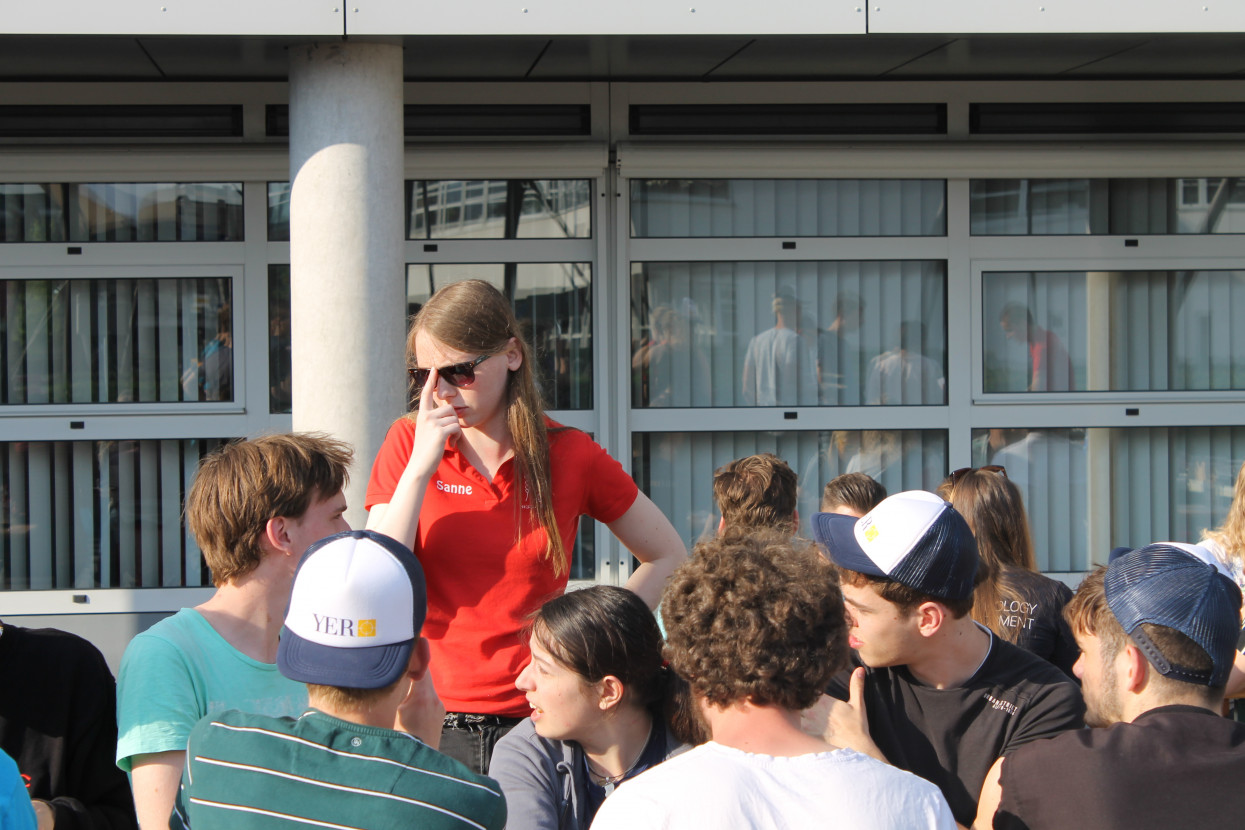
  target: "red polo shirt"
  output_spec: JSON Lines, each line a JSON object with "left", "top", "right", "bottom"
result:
{"left": 365, "top": 418, "right": 638, "bottom": 716}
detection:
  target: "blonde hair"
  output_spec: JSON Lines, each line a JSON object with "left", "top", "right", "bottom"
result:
{"left": 407, "top": 280, "right": 567, "bottom": 575}
{"left": 1203, "top": 460, "right": 1245, "bottom": 569}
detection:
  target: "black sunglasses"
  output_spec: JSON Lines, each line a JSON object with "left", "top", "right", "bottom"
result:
{"left": 407, "top": 354, "right": 491, "bottom": 389}
{"left": 947, "top": 465, "right": 1007, "bottom": 487}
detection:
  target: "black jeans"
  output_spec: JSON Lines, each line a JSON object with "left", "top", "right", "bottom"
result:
{"left": 439, "top": 713, "right": 523, "bottom": 775}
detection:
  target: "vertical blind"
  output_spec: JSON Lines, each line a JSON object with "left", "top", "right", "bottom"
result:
{"left": 630, "top": 179, "right": 946, "bottom": 238}
{"left": 633, "top": 260, "right": 946, "bottom": 407}
{"left": 983, "top": 269, "right": 1245, "bottom": 393}
{"left": 971, "top": 426, "right": 1245, "bottom": 573}
{"left": 635, "top": 430, "right": 948, "bottom": 549}
{"left": 2, "top": 438, "right": 224, "bottom": 591}
{"left": 2, "top": 277, "right": 234, "bottom": 404}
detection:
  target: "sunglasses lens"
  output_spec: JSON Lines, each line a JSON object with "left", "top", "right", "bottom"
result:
{"left": 443, "top": 364, "right": 475, "bottom": 387}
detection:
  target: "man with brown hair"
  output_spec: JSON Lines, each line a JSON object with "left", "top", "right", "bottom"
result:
{"left": 592, "top": 530, "right": 954, "bottom": 829}
{"left": 821, "top": 471, "right": 887, "bottom": 518}
{"left": 808, "top": 491, "right": 1082, "bottom": 828}
{"left": 712, "top": 452, "right": 798, "bottom": 534}
{"left": 116, "top": 433, "right": 352, "bottom": 830}
{"left": 974, "top": 543, "right": 1245, "bottom": 829}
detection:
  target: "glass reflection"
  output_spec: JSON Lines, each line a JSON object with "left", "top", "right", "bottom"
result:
{"left": 0, "top": 182, "right": 242, "bottom": 243}
{"left": 406, "top": 180, "right": 591, "bottom": 240}
{"left": 983, "top": 269, "right": 1245, "bottom": 393}
{"left": 633, "top": 429, "right": 948, "bottom": 549}
{"left": 632, "top": 260, "right": 947, "bottom": 407}
{"left": 970, "top": 426, "right": 1245, "bottom": 575}
{"left": 970, "top": 178, "right": 1245, "bottom": 235}
{"left": 2, "top": 277, "right": 233, "bottom": 404}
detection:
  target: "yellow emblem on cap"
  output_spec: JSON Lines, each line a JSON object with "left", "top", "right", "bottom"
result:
{"left": 864, "top": 525, "right": 879, "bottom": 542}
{"left": 358, "top": 619, "right": 376, "bottom": 637}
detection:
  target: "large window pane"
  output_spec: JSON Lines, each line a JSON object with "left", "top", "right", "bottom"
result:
{"left": 1, "top": 438, "right": 224, "bottom": 590}
{"left": 633, "top": 260, "right": 946, "bottom": 407}
{"left": 635, "top": 429, "right": 948, "bottom": 549}
{"left": 0, "top": 183, "right": 243, "bottom": 243}
{"left": 970, "top": 178, "right": 1245, "bottom": 235}
{"left": 406, "top": 264, "right": 592, "bottom": 410}
{"left": 267, "top": 182, "right": 290, "bottom": 242}
{"left": 2, "top": 277, "right": 233, "bottom": 404}
{"left": 971, "top": 426, "right": 1245, "bottom": 574}
{"left": 984, "top": 269, "right": 1245, "bottom": 393}
{"left": 406, "top": 180, "right": 591, "bottom": 240}
{"left": 631, "top": 179, "right": 946, "bottom": 238}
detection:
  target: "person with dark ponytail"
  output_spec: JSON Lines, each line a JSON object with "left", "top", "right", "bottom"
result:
{"left": 366, "top": 280, "right": 686, "bottom": 772}
{"left": 487, "top": 586, "right": 696, "bottom": 830}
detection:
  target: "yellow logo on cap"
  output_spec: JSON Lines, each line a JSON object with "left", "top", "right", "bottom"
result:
{"left": 864, "top": 526, "right": 879, "bottom": 542}
{"left": 358, "top": 619, "right": 376, "bottom": 637}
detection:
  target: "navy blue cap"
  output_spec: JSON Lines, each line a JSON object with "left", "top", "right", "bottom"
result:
{"left": 1105, "top": 543, "right": 1242, "bottom": 688}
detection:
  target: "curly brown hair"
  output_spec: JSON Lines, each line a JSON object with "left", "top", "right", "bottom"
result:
{"left": 661, "top": 528, "right": 848, "bottom": 711}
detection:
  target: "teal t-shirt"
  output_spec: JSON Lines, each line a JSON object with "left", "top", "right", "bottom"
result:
{"left": 115, "top": 608, "right": 307, "bottom": 771}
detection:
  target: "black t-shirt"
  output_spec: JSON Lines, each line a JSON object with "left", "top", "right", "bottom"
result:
{"left": 997, "top": 568, "right": 1079, "bottom": 679}
{"left": 0, "top": 623, "right": 137, "bottom": 830}
{"left": 996, "top": 704, "right": 1245, "bottom": 829}
{"left": 827, "top": 632, "right": 1084, "bottom": 826}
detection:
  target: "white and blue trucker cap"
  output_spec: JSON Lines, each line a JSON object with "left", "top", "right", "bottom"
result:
{"left": 811, "top": 490, "right": 979, "bottom": 602}
{"left": 1104, "top": 543, "right": 1242, "bottom": 688}
{"left": 277, "top": 530, "right": 427, "bottom": 690}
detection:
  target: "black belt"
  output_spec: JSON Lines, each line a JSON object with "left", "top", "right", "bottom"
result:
{"left": 442, "top": 712, "right": 524, "bottom": 730}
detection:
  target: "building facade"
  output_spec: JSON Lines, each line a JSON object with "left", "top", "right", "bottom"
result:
{"left": 3, "top": 3, "right": 1245, "bottom": 665}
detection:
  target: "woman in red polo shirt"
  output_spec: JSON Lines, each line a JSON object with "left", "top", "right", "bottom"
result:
{"left": 366, "top": 279, "right": 686, "bottom": 773}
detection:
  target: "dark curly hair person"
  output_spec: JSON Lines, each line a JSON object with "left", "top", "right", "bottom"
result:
{"left": 592, "top": 528, "right": 956, "bottom": 829}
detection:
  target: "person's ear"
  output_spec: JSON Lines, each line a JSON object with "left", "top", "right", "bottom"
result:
{"left": 717, "top": 515, "right": 726, "bottom": 536}
{"left": 408, "top": 637, "right": 432, "bottom": 681}
{"left": 505, "top": 337, "right": 523, "bottom": 371}
{"left": 1120, "top": 642, "right": 1148, "bottom": 694}
{"left": 915, "top": 601, "right": 946, "bottom": 638}
{"left": 597, "top": 675, "right": 625, "bottom": 711}
{"left": 263, "top": 516, "right": 294, "bottom": 556}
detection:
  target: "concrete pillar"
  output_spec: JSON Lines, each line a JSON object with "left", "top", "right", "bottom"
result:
{"left": 288, "top": 41, "right": 405, "bottom": 528}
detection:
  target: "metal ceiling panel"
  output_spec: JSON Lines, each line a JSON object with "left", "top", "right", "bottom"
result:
{"left": 704, "top": 35, "right": 956, "bottom": 79}
{"left": 403, "top": 37, "right": 555, "bottom": 79}
{"left": 140, "top": 37, "right": 295, "bottom": 79}
{"left": 869, "top": 0, "right": 1245, "bottom": 35}
{"left": 1063, "top": 35, "right": 1245, "bottom": 77}
{"left": 350, "top": 1, "right": 866, "bottom": 37}
{"left": 0, "top": 37, "right": 160, "bottom": 79}
{"left": 1, "top": 1, "right": 343, "bottom": 36}
{"left": 887, "top": 35, "right": 1153, "bottom": 77}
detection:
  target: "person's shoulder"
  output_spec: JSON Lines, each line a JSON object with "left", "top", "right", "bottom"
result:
{"left": 121, "top": 609, "right": 203, "bottom": 662}
{"left": 4, "top": 623, "right": 110, "bottom": 669}
{"left": 983, "top": 636, "right": 1079, "bottom": 691}
{"left": 490, "top": 717, "right": 571, "bottom": 767}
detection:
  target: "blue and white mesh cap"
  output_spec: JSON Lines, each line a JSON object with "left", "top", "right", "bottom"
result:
{"left": 811, "top": 490, "right": 979, "bottom": 602}
{"left": 277, "top": 530, "right": 427, "bottom": 690}
{"left": 1104, "top": 543, "right": 1243, "bottom": 688}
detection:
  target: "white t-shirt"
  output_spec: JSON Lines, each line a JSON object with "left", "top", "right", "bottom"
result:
{"left": 591, "top": 741, "right": 955, "bottom": 830}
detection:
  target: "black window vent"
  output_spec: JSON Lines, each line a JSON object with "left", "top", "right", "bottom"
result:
{"left": 0, "top": 105, "right": 243, "bottom": 138}
{"left": 266, "top": 104, "right": 591, "bottom": 138}
{"left": 971, "top": 102, "right": 1245, "bottom": 135}
{"left": 629, "top": 103, "right": 947, "bottom": 136}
